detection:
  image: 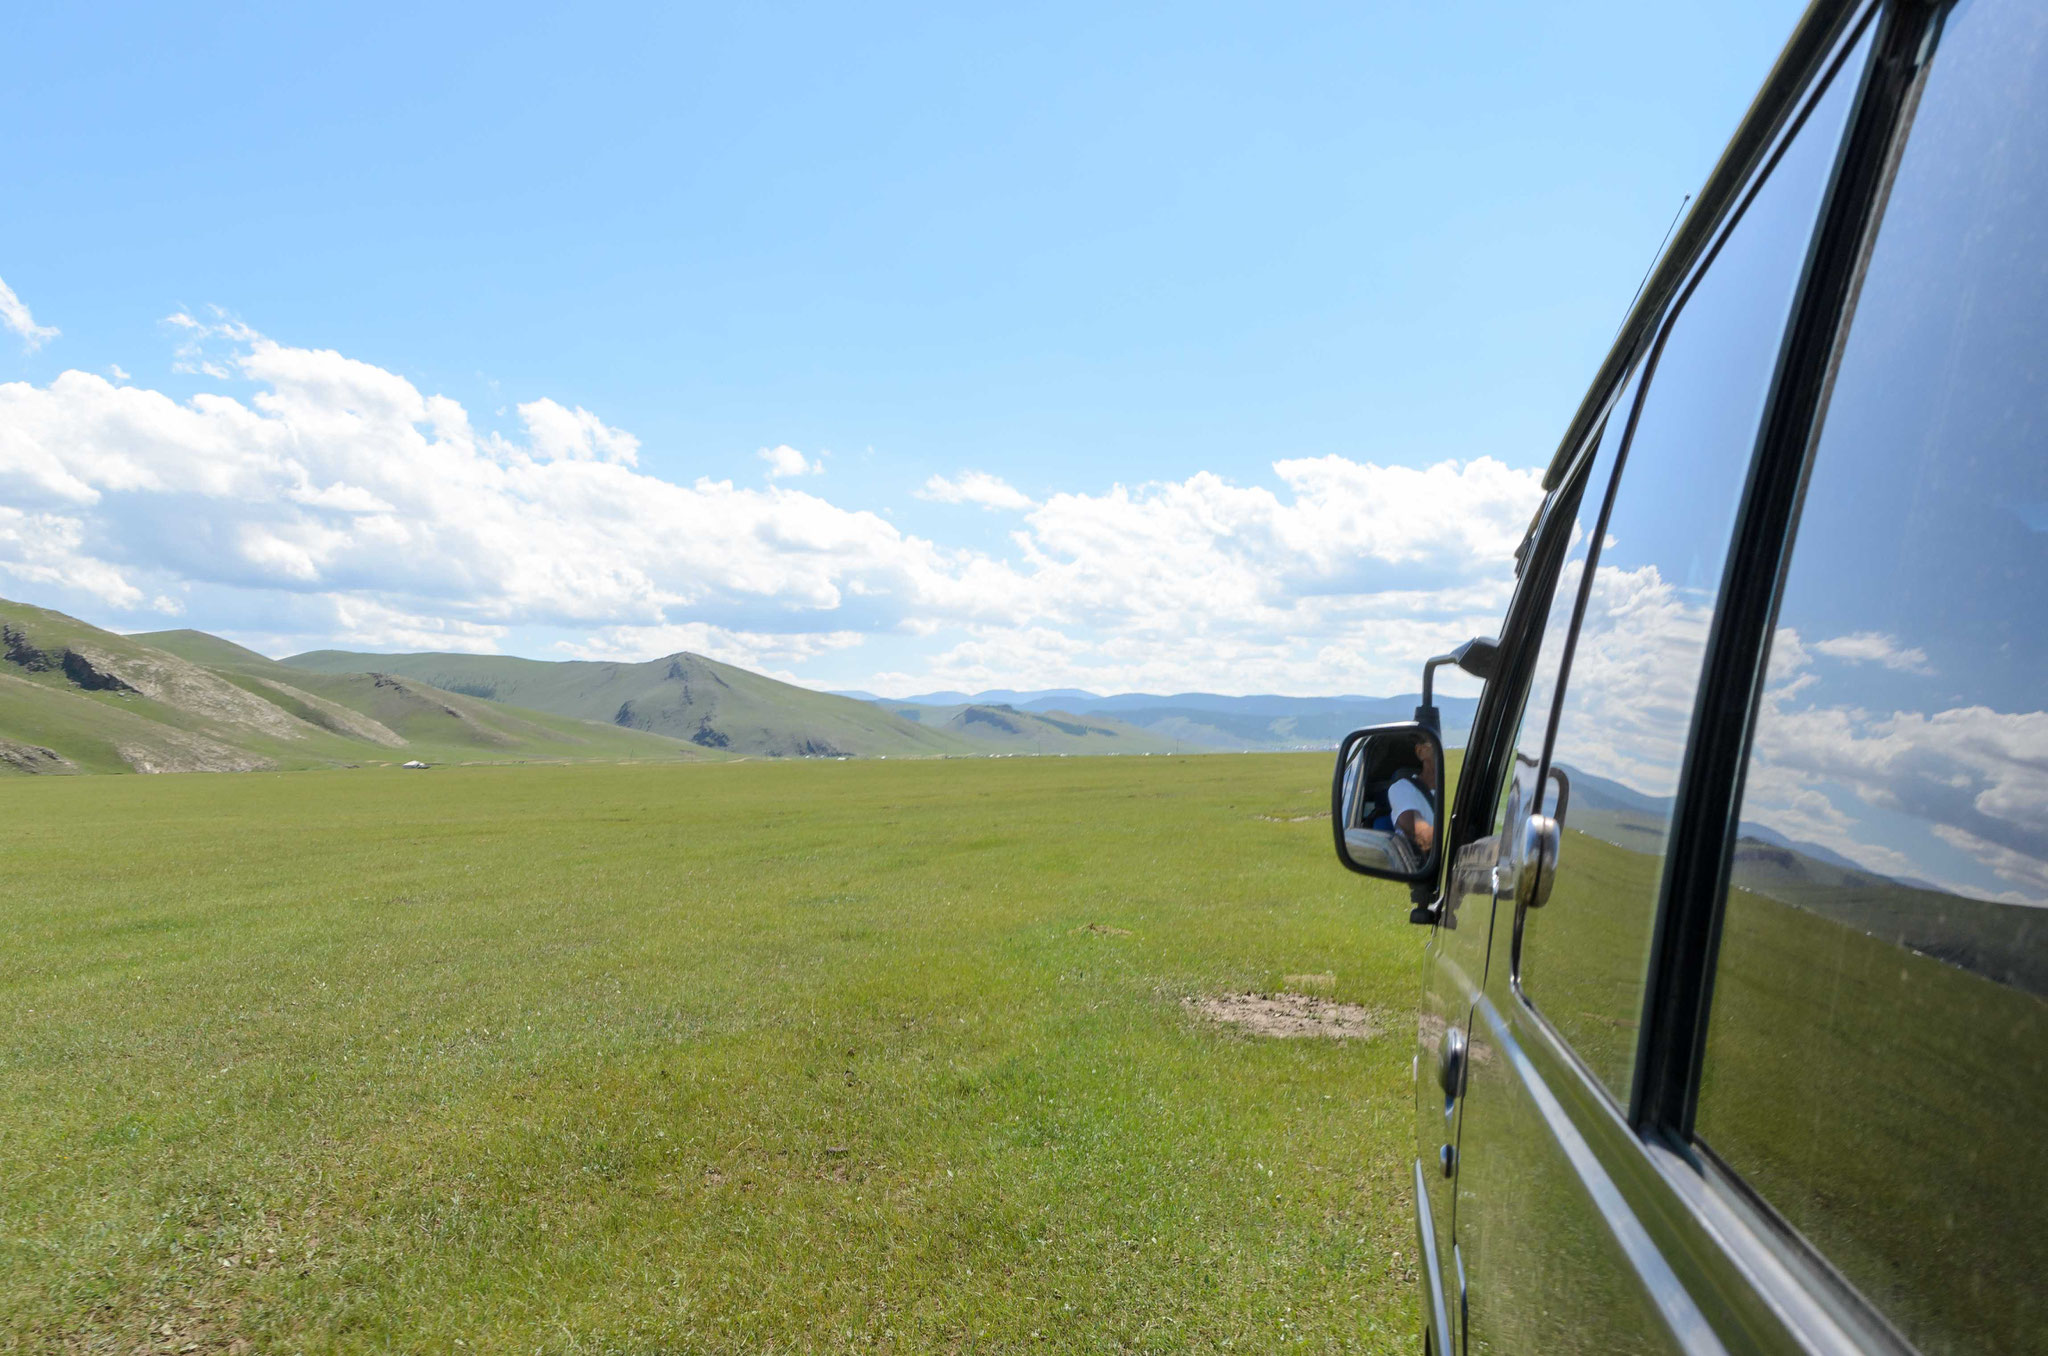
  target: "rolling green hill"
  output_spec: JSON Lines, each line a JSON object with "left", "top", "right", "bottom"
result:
{"left": 0, "top": 598, "right": 701, "bottom": 775}
{"left": 884, "top": 701, "right": 1178, "bottom": 755}
{"left": 284, "top": 648, "right": 974, "bottom": 759}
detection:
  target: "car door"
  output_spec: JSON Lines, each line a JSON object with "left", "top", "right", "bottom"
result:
{"left": 1448, "top": 14, "right": 1880, "bottom": 1352}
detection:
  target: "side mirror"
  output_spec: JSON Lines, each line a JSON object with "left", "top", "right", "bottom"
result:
{"left": 1331, "top": 722, "right": 1444, "bottom": 884}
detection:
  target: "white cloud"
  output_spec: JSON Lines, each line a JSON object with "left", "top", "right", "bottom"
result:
{"left": 1687, "top": 618, "right": 2048, "bottom": 903}
{"left": 165, "top": 309, "right": 254, "bottom": 378}
{"left": 1750, "top": 696, "right": 2048, "bottom": 903}
{"left": 519, "top": 399, "right": 640, "bottom": 466}
{"left": 0, "top": 276, "right": 59, "bottom": 353}
{"left": 919, "top": 471, "right": 1034, "bottom": 511}
{"left": 107, "top": 364, "right": 131, "bottom": 382}
{"left": 759, "top": 444, "right": 821, "bottom": 478}
{"left": 1811, "top": 630, "right": 1933, "bottom": 674}
{"left": 326, "top": 597, "right": 508, "bottom": 653}
{"left": 0, "top": 333, "right": 1032, "bottom": 637}
{"left": 0, "top": 507, "right": 146, "bottom": 608}
{"left": 0, "top": 321, "right": 1547, "bottom": 697}
{"left": 1546, "top": 559, "right": 1716, "bottom": 799}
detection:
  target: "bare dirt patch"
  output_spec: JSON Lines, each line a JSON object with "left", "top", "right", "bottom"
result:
{"left": 1186, "top": 992, "right": 1379, "bottom": 1041}
{"left": 1075, "top": 923, "right": 1132, "bottom": 937}
{"left": 76, "top": 645, "right": 312, "bottom": 739}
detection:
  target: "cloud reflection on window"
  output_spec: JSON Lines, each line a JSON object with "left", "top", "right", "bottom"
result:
{"left": 1547, "top": 557, "right": 2048, "bottom": 908}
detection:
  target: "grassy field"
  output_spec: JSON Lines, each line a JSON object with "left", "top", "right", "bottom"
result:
{"left": 0, "top": 754, "right": 1424, "bottom": 1353}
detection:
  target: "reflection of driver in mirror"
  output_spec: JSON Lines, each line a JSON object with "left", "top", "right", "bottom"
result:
{"left": 1387, "top": 737, "right": 1437, "bottom": 854}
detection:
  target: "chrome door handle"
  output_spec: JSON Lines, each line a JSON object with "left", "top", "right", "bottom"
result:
{"left": 1437, "top": 1025, "right": 1467, "bottom": 1099}
{"left": 1515, "top": 813, "right": 1559, "bottom": 909}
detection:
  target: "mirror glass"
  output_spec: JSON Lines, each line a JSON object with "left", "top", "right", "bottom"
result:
{"left": 1332, "top": 723, "right": 1444, "bottom": 882}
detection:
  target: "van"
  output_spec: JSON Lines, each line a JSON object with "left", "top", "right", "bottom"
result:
{"left": 1331, "top": 1, "right": 2046, "bottom": 1350}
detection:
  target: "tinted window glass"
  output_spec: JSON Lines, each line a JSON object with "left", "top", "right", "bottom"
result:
{"left": 1517, "top": 44, "right": 1866, "bottom": 1101}
{"left": 1489, "top": 392, "right": 1636, "bottom": 850}
{"left": 1696, "top": 3, "right": 2048, "bottom": 1350}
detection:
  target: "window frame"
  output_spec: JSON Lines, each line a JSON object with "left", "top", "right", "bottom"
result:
{"left": 1636, "top": 0, "right": 1952, "bottom": 1349}
{"left": 1652, "top": 0, "right": 2007, "bottom": 1349}
{"left": 1632, "top": 0, "right": 1935, "bottom": 1149}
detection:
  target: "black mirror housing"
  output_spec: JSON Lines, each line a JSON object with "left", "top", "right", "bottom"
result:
{"left": 1331, "top": 722, "right": 1445, "bottom": 885}
{"left": 1415, "top": 635, "right": 1500, "bottom": 733}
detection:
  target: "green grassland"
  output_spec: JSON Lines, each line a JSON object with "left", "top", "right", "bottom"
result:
{"left": 0, "top": 754, "right": 1425, "bottom": 1352}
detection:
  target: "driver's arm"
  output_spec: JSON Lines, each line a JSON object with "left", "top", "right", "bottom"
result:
{"left": 1396, "top": 810, "right": 1434, "bottom": 854}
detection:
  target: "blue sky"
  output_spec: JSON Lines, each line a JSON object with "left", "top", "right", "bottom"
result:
{"left": 0, "top": 0, "right": 1805, "bottom": 696}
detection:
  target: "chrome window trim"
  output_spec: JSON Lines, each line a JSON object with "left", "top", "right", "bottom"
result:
{"left": 1412, "top": 1159, "right": 1455, "bottom": 1355}
{"left": 1493, "top": 983, "right": 1916, "bottom": 1355}
{"left": 1473, "top": 994, "right": 1730, "bottom": 1354}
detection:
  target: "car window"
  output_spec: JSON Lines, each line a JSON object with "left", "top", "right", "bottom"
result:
{"left": 1694, "top": 2, "right": 2048, "bottom": 1350}
{"left": 1516, "top": 43, "right": 1867, "bottom": 1102}
{"left": 1485, "top": 393, "right": 1635, "bottom": 859}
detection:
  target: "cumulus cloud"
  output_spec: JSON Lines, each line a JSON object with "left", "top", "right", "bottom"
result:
{"left": 0, "top": 276, "right": 59, "bottom": 353}
{"left": 1547, "top": 560, "right": 1716, "bottom": 800}
{"left": 1811, "top": 630, "right": 1933, "bottom": 674}
{"left": 0, "top": 351, "right": 990, "bottom": 630}
{"left": 919, "top": 471, "right": 1034, "bottom": 511}
{"left": 165, "top": 309, "right": 253, "bottom": 378}
{"left": 0, "top": 507, "right": 146, "bottom": 608}
{"left": 759, "top": 444, "right": 821, "bottom": 478}
{"left": 326, "top": 597, "right": 509, "bottom": 653}
{"left": 1748, "top": 690, "right": 2048, "bottom": 903}
{"left": 1529, "top": 543, "right": 2048, "bottom": 904}
{"left": 0, "top": 322, "right": 1545, "bottom": 695}
{"left": 519, "top": 399, "right": 640, "bottom": 466}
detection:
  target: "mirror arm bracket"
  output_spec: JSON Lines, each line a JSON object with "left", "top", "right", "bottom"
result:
{"left": 1406, "top": 636, "right": 1499, "bottom": 921}
{"left": 1416, "top": 636, "right": 1501, "bottom": 732}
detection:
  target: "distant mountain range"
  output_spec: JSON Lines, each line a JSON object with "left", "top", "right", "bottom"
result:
{"left": 281, "top": 650, "right": 1178, "bottom": 759}
{"left": 283, "top": 647, "right": 966, "bottom": 760}
{"left": 844, "top": 687, "right": 1477, "bottom": 750}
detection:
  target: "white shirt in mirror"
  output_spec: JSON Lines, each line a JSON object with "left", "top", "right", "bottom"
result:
{"left": 1387, "top": 777, "right": 1433, "bottom": 830}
